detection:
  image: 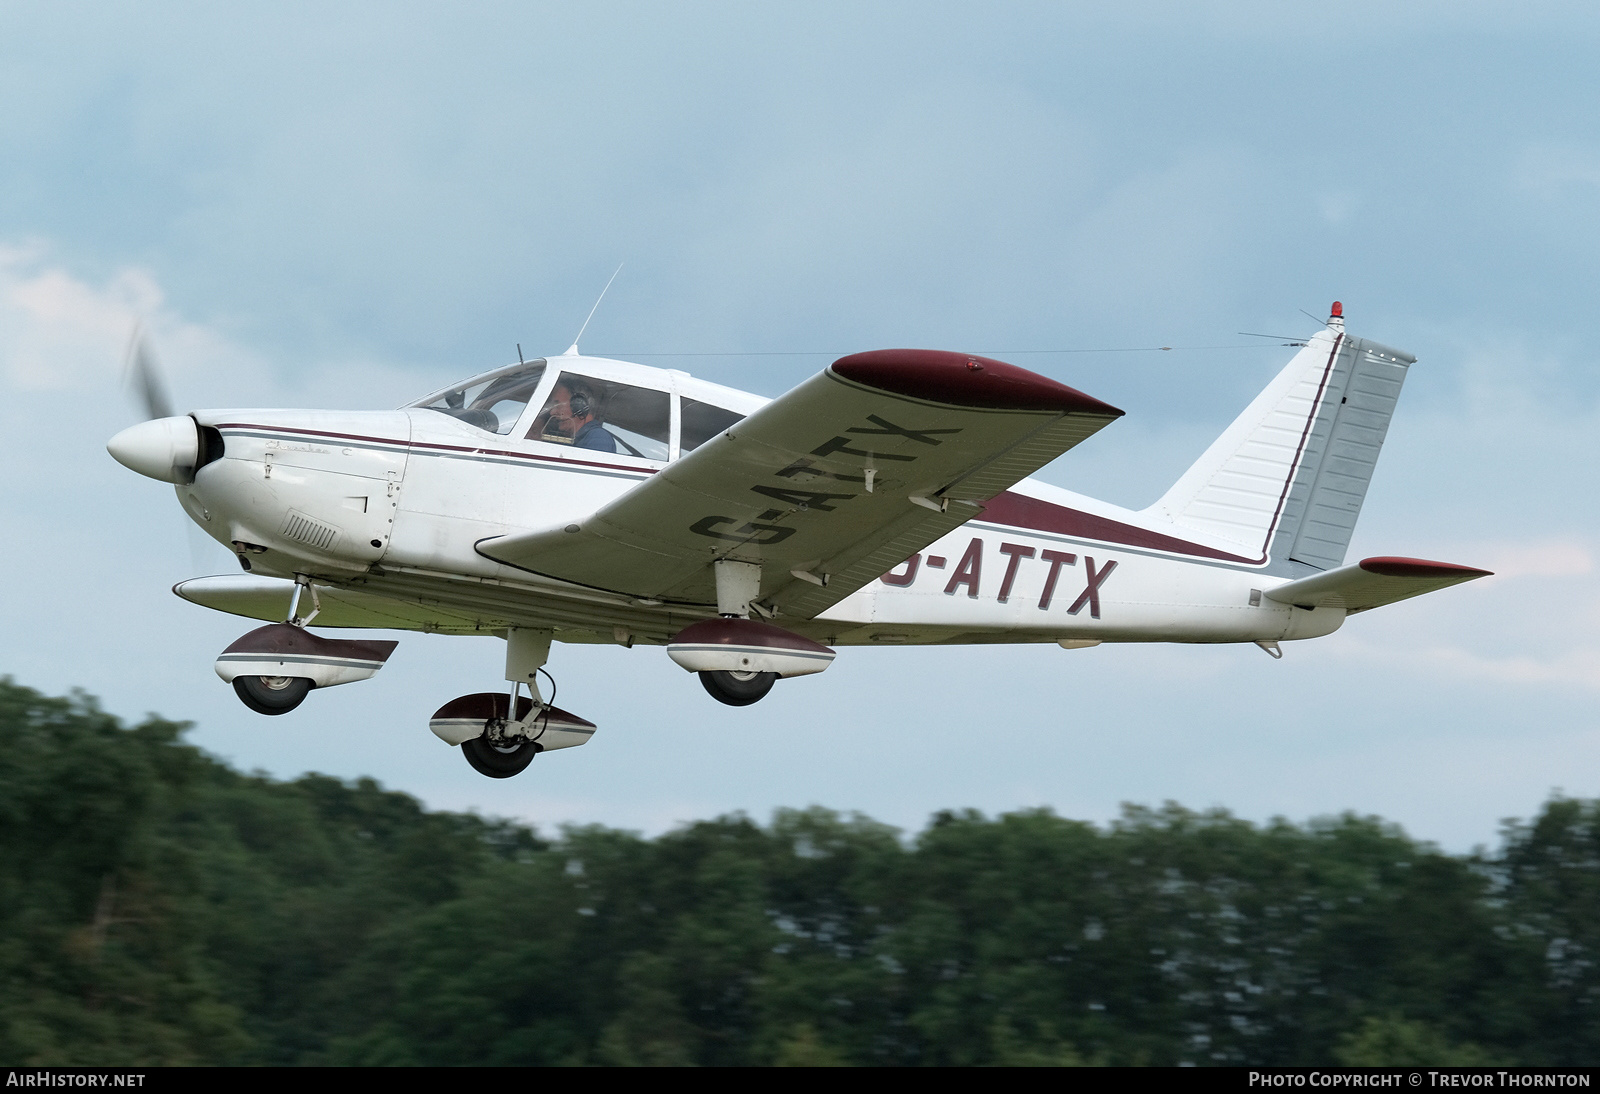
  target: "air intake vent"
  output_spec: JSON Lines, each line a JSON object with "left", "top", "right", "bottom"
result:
{"left": 280, "top": 510, "right": 340, "bottom": 551}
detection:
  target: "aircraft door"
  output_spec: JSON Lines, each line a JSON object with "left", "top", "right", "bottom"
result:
{"left": 678, "top": 396, "right": 745, "bottom": 455}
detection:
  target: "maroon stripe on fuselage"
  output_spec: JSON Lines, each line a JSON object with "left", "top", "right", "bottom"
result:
{"left": 221, "top": 418, "right": 1346, "bottom": 569}
{"left": 978, "top": 334, "right": 1347, "bottom": 567}
{"left": 211, "top": 423, "right": 657, "bottom": 477}
{"left": 978, "top": 491, "right": 1258, "bottom": 563}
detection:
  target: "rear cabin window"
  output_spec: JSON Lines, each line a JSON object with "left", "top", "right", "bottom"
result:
{"left": 528, "top": 373, "right": 671, "bottom": 460}
{"left": 680, "top": 398, "right": 745, "bottom": 454}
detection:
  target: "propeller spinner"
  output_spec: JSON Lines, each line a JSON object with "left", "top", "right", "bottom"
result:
{"left": 106, "top": 328, "right": 218, "bottom": 484}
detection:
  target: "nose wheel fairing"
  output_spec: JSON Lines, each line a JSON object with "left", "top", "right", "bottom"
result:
{"left": 430, "top": 691, "right": 598, "bottom": 778}
{"left": 428, "top": 692, "right": 597, "bottom": 751}
{"left": 215, "top": 624, "right": 398, "bottom": 706}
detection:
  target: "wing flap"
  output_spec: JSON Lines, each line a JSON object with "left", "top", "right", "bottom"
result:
{"left": 939, "top": 414, "right": 1118, "bottom": 502}
{"left": 478, "top": 350, "right": 1122, "bottom": 616}
{"left": 1264, "top": 556, "right": 1491, "bottom": 613}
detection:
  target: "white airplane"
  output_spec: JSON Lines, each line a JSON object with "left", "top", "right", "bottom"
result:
{"left": 107, "top": 302, "right": 1489, "bottom": 777}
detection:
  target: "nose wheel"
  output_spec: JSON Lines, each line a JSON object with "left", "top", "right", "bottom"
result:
{"left": 461, "top": 734, "right": 542, "bottom": 778}
{"left": 429, "top": 689, "right": 598, "bottom": 777}
{"left": 699, "top": 669, "right": 777, "bottom": 707}
{"left": 233, "top": 675, "right": 313, "bottom": 715}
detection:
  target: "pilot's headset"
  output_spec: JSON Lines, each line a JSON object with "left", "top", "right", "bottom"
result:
{"left": 567, "top": 385, "right": 597, "bottom": 419}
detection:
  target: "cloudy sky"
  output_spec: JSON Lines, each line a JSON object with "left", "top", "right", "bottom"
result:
{"left": 4, "top": 2, "right": 1599, "bottom": 849}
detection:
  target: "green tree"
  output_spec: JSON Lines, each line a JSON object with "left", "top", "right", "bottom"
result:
{"left": 0, "top": 680, "right": 252, "bottom": 1064}
{"left": 1335, "top": 1015, "right": 1497, "bottom": 1066}
{"left": 6, "top": 676, "right": 1600, "bottom": 1067}
{"left": 1494, "top": 797, "right": 1600, "bottom": 1063}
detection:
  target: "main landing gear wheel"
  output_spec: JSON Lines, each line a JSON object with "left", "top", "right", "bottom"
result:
{"left": 461, "top": 735, "right": 542, "bottom": 779}
{"left": 233, "top": 675, "right": 313, "bottom": 715}
{"left": 699, "top": 669, "right": 777, "bottom": 707}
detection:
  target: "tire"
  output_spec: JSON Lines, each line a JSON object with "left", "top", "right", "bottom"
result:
{"left": 699, "top": 669, "right": 777, "bottom": 707}
{"left": 233, "top": 675, "right": 313, "bottom": 715}
{"left": 462, "top": 735, "right": 541, "bottom": 778}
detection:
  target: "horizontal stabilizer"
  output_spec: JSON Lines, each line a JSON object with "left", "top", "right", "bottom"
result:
{"left": 1264, "top": 556, "right": 1491, "bottom": 614}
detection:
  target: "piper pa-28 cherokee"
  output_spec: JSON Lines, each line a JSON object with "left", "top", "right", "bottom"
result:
{"left": 107, "top": 303, "right": 1489, "bottom": 778}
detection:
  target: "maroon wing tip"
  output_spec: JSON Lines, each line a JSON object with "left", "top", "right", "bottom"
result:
{"left": 1358, "top": 556, "right": 1494, "bottom": 579}
{"left": 830, "top": 349, "right": 1124, "bottom": 416}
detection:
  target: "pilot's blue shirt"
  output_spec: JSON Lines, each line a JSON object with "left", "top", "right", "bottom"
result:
{"left": 572, "top": 419, "right": 619, "bottom": 453}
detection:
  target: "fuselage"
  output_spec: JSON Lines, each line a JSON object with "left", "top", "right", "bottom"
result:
{"left": 170, "top": 351, "right": 1344, "bottom": 649}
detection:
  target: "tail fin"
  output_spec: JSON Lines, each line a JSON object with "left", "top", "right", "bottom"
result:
{"left": 1145, "top": 307, "right": 1415, "bottom": 576}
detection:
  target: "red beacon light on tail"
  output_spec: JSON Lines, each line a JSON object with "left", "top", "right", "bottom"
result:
{"left": 1328, "top": 300, "right": 1345, "bottom": 332}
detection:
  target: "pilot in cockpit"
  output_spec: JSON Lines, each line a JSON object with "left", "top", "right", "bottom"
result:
{"left": 537, "top": 381, "right": 620, "bottom": 453}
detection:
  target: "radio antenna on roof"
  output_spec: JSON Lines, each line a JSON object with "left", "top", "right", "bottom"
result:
{"left": 566, "top": 263, "right": 624, "bottom": 356}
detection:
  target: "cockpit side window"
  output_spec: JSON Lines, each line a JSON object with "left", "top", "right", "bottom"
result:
{"left": 680, "top": 398, "right": 745, "bottom": 454}
{"left": 409, "top": 361, "right": 547, "bottom": 435}
{"left": 528, "top": 373, "right": 670, "bottom": 460}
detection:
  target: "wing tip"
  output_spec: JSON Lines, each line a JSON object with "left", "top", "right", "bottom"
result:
{"left": 831, "top": 349, "right": 1124, "bottom": 417}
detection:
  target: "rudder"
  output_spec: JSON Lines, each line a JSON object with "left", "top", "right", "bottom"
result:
{"left": 1146, "top": 307, "right": 1415, "bottom": 577}
{"left": 1273, "top": 333, "right": 1412, "bottom": 572}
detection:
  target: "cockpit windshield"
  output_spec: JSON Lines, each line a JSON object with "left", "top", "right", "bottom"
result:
{"left": 407, "top": 360, "right": 547, "bottom": 435}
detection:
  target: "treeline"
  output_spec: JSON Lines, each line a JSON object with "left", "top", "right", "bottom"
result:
{"left": 1, "top": 678, "right": 1597, "bottom": 1066}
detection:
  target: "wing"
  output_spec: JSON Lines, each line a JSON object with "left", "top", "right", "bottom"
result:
{"left": 1264, "top": 556, "right": 1491, "bottom": 613}
{"left": 477, "top": 349, "right": 1123, "bottom": 619}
